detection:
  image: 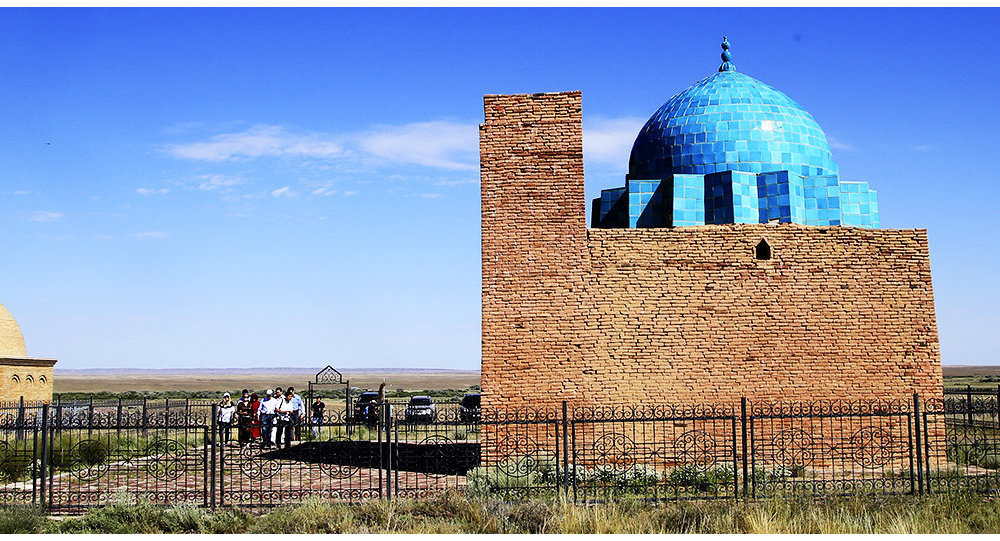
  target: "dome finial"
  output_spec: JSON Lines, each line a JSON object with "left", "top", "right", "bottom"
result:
{"left": 719, "top": 36, "right": 736, "bottom": 72}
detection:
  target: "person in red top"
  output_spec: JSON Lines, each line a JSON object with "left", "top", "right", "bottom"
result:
{"left": 249, "top": 393, "right": 261, "bottom": 441}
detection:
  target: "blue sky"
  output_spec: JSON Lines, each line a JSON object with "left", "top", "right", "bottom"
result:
{"left": 1, "top": 8, "right": 998, "bottom": 369}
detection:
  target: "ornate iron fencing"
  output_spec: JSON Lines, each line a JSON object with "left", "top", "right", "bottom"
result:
{"left": 0, "top": 394, "right": 997, "bottom": 512}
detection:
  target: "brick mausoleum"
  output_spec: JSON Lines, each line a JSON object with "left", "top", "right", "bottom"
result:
{"left": 0, "top": 302, "right": 56, "bottom": 403}
{"left": 481, "top": 41, "right": 942, "bottom": 411}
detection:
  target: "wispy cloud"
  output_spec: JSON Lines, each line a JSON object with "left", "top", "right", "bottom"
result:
{"left": 197, "top": 175, "right": 243, "bottom": 192}
{"left": 827, "top": 135, "right": 856, "bottom": 151}
{"left": 359, "top": 121, "right": 477, "bottom": 170}
{"left": 433, "top": 178, "right": 479, "bottom": 186}
{"left": 583, "top": 116, "right": 646, "bottom": 168}
{"left": 30, "top": 211, "right": 63, "bottom": 222}
{"left": 343, "top": 190, "right": 358, "bottom": 197}
{"left": 910, "top": 144, "right": 932, "bottom": 152}
{"left": 133, "top": 231, "right": 168, "bottom": 239}
{"left": 312, "top": 187, "right": 337, "bottom": 196}
{"left": 271, "top": 186, "right": 295, "bottom": 198}
{"left": 420, "top": 193, "right": 444, "bottom": 199}
{"left": 166, "top": 121, "right": 478, "bottom": 171}
{"left": 167, "top": 125, "right": 345, "bottom": 162}
{"left": 137, "top": 187, "right": 169, "bottom": 196}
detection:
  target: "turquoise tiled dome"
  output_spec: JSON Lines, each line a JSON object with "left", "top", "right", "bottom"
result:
{"left": 628, "top": 70, "right": 839, "bottom": 179}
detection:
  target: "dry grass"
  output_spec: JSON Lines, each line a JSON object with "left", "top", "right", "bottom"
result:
{"left": 7, "top": 491, "right": 998, "bottom": 534}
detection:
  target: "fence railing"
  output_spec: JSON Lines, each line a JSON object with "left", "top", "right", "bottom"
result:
{"left": 0, "top": 393, "right": 997, "bottom": 512}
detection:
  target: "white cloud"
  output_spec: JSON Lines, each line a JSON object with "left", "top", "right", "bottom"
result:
{"left": 583, "top": 116, "right": 646, "bottom": 168}
{"left": 133, "top": 231, "right": 168, "bottom": 239}
{"left": 420, "top": 193, "right": 444, "bottom": 199}
{"left": 827, "top": 135, "right": 856, "bottom": 151}
{"left": 197, "top": 175, "right": 243, "bottom": 192}
{"left": 312, "top": 187, "right": 337, "bottom": 196}
{"left": 166, "top": 120, "right": 478, "bottom": 171}
{"left": 30, "top": 211, "right": 62, "bottom": 222}
{"left": 166, "top": 125, "right": 345, "bottom": 162}
{"left": 137, "top": 187, "right": 169, "bottom": 195}
{"left": 343, "top": 190, "right": 358, "bottom": 197}
{"left": 434, "top": 178, "right": 479, "bottom": 186}
{"left": 271, "top": 186, "right": 295, "bottom": 198}
{"left": 358, "top": 121, "right": 477, "bottom": 170}
{"left": 910, "top": 144, "right": 932, "bottom": 152}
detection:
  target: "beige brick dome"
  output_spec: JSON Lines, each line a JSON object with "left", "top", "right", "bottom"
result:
{"left": 0, "top": 303, "right": 26, "bottom": 357}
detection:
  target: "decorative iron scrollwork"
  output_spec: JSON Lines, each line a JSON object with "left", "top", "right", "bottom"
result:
{"left": 420, "top": 434, "right": 453, "bottom": 478}
{"left": 771, "top": 428, "right": 815, "bottom": 468}
{"left": 145, "top": 439, "right": 202, "bottom": 481}
{"left": 70, "top": 439, "right": 110, "bottom": 481}
{"left": 494, "top": 435, "right": 544, "bottom": 478}
{"left": 673, "top": 430, "right": 718, "bottom": 471}
{"left": 850, "top": 426, "right": 894, "bottom": 468}
{"left": 236, "top": 445, "right": 281, "bottom": 479}
{"left": 318, "top": 437, "right": 361, "bottom": 479}
{"left": 592, "top": 432, "right": 636, "bottom": 472}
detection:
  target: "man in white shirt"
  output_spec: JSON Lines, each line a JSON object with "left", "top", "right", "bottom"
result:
{"left": 275, "top": 390, "right": 297, "bottom": 449}
{"left": 258, "top": 389, "right": 276, "bottom": 448}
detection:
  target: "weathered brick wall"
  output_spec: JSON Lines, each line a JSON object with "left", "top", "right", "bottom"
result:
{"left": 480, "top": 91, "right": 942, "bottom": 412}
{"left": 583, "top": 224, "right": 941, "bottom": 406}
{"left": 480, "top": 91, "right": 590, "bottom": 413}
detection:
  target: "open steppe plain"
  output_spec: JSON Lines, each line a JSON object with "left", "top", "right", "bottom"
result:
{"left": 53, "top": 367, "right": 480, "bottom": 394}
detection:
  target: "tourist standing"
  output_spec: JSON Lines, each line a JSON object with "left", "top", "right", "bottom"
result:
{"left": 217, "top": 393, "right": 236, "bottom": 445}
{"left": 288, "top": 386, "right": 305, "bottom": 440}
{"left": 275, "top": 390, "right": 296, "bottom": 449}
{"left": 236, "top": 389, "right": 253, "bottom": 445}
{"left": 311, "top": 396, "right": 325, "bottom": 438}
{"left": 249, "top": 393, "right": 261, "bottom": 441}
{"left": 258, "top": 389, "right": 276, "bottom": 448}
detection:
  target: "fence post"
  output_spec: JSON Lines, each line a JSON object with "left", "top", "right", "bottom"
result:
{"left": 142, "top": 397, "right": 148, "bottom": 435}
{"left": 87, "top": 394, "right": 94, "bottom": 437}
{"left": 185, "top": 397, "right": 190, "bottom": 423}
{"left": 383, "top": 401, "right": 392, "bottom": 501}
{"left": 210, "top": 404, "right": 217, "bottom": 509}
{"left": 17, "top": 396, "right": 24, "bottom": 440}
{"left": 967, "top": 385, "right": 974, "bottom": 427}
{"left": 741, "top": 397, "right": 749, "bottom": 498}
{"left": 913, "top": 393, "right": 923, "bottom": 496}
{"left": 562, "top": 401, "right": 570, "bottom": 500}
{"left": 38, "top": 403, "right": 48, "bottom": 513}
{"left": 116, "top": 397, "right": 123, "bottom": 436}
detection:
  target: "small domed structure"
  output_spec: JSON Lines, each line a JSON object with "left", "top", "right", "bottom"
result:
{"left": 0, "top": 303, "right": 26, "bottom": 357}
{"left": 593, "top": 38, "right": 878, "bottom": 229}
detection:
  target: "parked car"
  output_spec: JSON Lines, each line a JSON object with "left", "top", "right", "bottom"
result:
{"left": 459, "top": 393, "right": 481, "bottom": 423}
{"left": 405, "top": 396, "right": 436, "bottom": 423}
{"left": 353, "top": 392, "right": 381, "bottom": 425}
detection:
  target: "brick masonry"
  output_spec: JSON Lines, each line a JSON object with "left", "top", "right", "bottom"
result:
{"left": 481, "top": 91, "right": 942, "bottom": 412}
{"left": 0, "top": 358, "right": 56, "bottom": 403}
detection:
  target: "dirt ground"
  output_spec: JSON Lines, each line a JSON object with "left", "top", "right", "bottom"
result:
{"left": 53, "top": 368, "right": 481, "bottom": 394}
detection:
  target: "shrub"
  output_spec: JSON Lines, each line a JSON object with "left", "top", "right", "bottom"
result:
{"left": 0, "top": 506, "right": 45, "bottom": 534}
{"left": 0, "top": 449, "right": 33, "bottom": 482}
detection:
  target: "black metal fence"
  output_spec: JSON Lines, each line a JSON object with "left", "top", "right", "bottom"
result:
{"left": 0, "top": 393, "right": 997, "bottom": 512}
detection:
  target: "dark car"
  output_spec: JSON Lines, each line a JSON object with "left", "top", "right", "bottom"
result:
{"left": 405, "top": 395, "right": 436, "bottom": 423}
{"left": 353, "top": 392, "right": 381, "bottom": 425}
{"left": 459, "top": 393, "right": 481, "bottom": 423}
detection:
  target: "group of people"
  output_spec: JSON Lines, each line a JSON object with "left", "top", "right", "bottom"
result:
{"left": 216, "top": 387, "right": 326, "bottom": 449}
